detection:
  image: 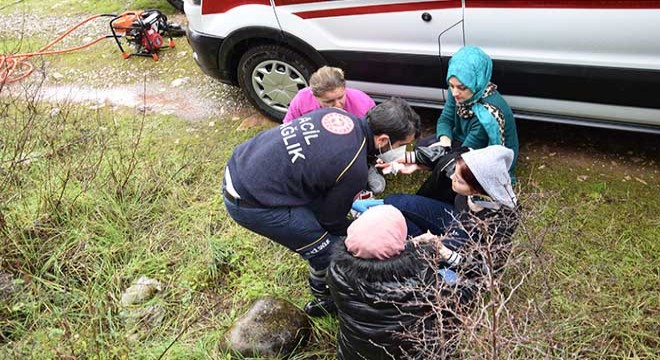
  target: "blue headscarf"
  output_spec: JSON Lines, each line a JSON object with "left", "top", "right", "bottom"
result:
{"left": 446, "top": 46, "right": 501, "bottom": 145}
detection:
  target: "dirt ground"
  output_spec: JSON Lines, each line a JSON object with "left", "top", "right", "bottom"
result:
{"left": 0, "top": 12, "right": 255, "bottom": 122}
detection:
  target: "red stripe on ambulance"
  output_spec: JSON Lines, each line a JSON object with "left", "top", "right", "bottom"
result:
{"left": 202, "top": 0, "right": 323, "bottom": 15}
{"left": 202, "top": 0, "right": 269, "bottom": 15}
{"left": 202, "top": 0, "right": 660, "bottom": 16}
{"left": 466, "top": 0, "right": 660, "bottom": 9}
{"left": 294, "top": 1, "right": 461, "bottom": 19}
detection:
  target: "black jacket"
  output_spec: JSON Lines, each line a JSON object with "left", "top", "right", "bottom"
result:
{"left": 328, "top": 241, "right": 439, "bottom": 360}
{"left": 415, "top": 147, "right": 468, "bottom": 204}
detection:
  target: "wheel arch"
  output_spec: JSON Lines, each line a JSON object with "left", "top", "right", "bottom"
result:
{"left": 219, "top": 26, "right": 328, "bottom": 85}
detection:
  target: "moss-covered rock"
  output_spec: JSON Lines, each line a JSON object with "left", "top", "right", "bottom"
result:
{"left": 224, "top": 297, "right": 311, "bottom": 358}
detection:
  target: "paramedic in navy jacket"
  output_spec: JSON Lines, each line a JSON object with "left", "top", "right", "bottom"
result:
{"left": 223, "top": 98, "right": 420, "bottom": 316}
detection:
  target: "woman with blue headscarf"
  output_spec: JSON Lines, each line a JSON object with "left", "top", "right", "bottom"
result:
{"left": 435, "top": 46, "right": 519, "bottom": 181}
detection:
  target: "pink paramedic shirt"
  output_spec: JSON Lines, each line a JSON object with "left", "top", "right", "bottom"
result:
{"left": 283, "top": 87, "right": 376, "bottom": 124}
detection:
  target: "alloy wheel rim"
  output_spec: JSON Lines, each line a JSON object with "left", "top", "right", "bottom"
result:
{"left": 251, "top": 59, "right": 307, "bottom": 112}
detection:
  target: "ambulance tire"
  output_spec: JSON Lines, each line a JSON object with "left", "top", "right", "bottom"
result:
{"left": 166, "top": 0, "right": 184, "bottom": 12}
{"left": 238, "top": 44, "right": 315, "bottom": 122}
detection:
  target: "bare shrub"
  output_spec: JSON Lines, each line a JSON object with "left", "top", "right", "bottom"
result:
{"left": 386, "top": 192, "right": 557, "bottom": 359}
{"left": 0, "top": 68, "right": 155, "bottom": 351}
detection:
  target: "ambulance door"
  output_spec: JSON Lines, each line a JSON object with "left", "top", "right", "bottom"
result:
{"left": 274, "top": 0, "right": 464, "bottom": 106}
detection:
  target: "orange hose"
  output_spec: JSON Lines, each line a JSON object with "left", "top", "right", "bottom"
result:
{"left": 1, "top": 14, "right": 110, "bottom": 85}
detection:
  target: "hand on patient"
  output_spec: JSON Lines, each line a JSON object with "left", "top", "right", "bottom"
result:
{"left": 352, "top": 199, "right": 384, "bottom": 213}
{"left": 376, "top": 158, "right": 426, "bottom": 175}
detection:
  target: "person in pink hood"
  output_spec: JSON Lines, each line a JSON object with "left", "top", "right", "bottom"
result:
{"left": 329, "top": 205, "right": 462, "bottom": 359}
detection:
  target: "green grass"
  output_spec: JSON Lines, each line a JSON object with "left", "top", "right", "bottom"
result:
{"left": 2, "top": 99, "right": 656, "bottom": 359}
{"left": 2, "top": 3, "right": 659, "bottom": 358}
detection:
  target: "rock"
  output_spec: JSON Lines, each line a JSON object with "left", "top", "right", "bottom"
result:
{"left": 120, "top": 276, "right": 162, "bottom": 306}
{"left": 224, "top": 297, "right": 311, "bottom": 358}
{"left": 170, "top": 77, "right": 189, "bottom": 87}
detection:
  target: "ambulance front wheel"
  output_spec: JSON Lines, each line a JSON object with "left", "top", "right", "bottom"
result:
{"left": 238, "top": 45, "right": 315, "bottom": 122}
{"left": 166, "top": 0, "right": 184, "bottom": 12}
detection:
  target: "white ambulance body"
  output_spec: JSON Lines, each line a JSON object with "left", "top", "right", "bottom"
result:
{"left": 185, "top": 0, "right": 660, "bottom": 133}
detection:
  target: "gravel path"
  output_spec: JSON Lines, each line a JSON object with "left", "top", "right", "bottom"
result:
{"left": 0, "top": 13, "right": 109, "bottom": 40}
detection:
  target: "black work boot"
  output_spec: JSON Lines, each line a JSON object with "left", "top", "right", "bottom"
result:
{"left": 304, "top": 266, "right": 336, "bottom": 317}
{"left": 304, "top": 296, "right": 336, "bottom": 317}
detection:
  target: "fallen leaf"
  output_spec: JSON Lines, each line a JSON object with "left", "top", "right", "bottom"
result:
{"left": 634, "top": 177, "right": 648, "bottom": 185}
{"left": 577, "top": 175, "right": 588, "bottom": 182}
{"left": 537, "top": 165, "right": 546, "bottom": 170}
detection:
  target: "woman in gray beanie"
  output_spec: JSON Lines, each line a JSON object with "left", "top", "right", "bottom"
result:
{"left": 353, "top": 145, "right": 519, "bottom": 279}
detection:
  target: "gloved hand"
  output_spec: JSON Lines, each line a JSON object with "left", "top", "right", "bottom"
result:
{"left": 351, "top": 199, "right": 384, "bottom": 213}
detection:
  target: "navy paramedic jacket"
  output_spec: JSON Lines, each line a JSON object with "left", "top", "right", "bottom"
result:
{"left": 226, "top": 108, "right": 376, "bottom": 235}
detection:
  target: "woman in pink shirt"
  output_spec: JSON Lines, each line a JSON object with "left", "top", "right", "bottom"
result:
{"left": 283, "top": 66, "right": 376, "bottom": 124}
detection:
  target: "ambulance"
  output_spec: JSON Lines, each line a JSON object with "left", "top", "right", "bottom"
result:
{"left": 185, "top": 0, "right": 660, "bottom": 133}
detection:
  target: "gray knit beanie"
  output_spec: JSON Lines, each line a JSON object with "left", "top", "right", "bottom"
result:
{"left": 461, "top": 145, "right": 517, "bottom": 209}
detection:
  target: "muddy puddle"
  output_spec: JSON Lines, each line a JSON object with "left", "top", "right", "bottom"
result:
{"left": 11, "top": 83, "right": 242, "bottom": 121}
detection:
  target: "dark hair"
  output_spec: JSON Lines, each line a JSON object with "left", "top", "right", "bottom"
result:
{"left": 366, "top": 97, "right": 421, "bottom": 143}
{"left": 455, "top": 157, "right": 486, "bottom": 195}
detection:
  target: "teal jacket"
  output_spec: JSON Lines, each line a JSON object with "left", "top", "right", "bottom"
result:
{"left": 436, "top": 46, "right": 519, "bottom": 181}
{"left": 436, "top": 92, "right": 519, "bottom": 181}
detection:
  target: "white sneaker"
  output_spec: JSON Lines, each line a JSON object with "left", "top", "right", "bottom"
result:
{"left": 367, "top": 164, "right": 386, "bottom": 194}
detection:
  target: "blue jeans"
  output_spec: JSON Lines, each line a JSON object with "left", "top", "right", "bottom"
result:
{"left": 385, "top": 194, "right": 468, "bottom": 250}
{"left": 223, "top": 196, "right": 342, "bottom": 271}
